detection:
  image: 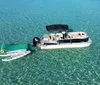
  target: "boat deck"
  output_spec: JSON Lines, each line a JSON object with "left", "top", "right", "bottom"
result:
{"left": 42, "top": 32, "right": 88, "bottom": 42}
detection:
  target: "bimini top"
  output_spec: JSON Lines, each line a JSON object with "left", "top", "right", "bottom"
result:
{"left": 46, "top": 24, "right": 69, "bottom": 32}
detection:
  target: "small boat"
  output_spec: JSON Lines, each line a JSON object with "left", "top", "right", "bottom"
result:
{"left": 0, "top": 49, "right": 27, "bottom": 57}
{"left": 2, "top": 50, "right": 31, "bottom": 61}
{"left": 0, "top": 44, "right": 31, "bottom": 61}
{"left": 33, "top": 24, "right": 92, "bottom": 49}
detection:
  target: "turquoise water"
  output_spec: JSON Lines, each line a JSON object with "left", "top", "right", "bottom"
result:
{"left": 0, "top": 0, "right": 100, "bottom": 85}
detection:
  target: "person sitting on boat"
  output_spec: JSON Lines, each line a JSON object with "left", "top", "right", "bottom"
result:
{"left": 49, "top": 33, "right": 55, "bottom": 41}
{"left": 56, "top": 35, "right": 59, "bottom": 40}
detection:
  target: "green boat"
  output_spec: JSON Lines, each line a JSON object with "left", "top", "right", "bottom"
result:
{"left": 0, "top": 44, "right": 31, "bottom": 61}
{"left": 0, "top": 43, "right": 28, "bottom": 53}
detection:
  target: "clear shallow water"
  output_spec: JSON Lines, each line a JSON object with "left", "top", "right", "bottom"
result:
{"left": 0, "top": 0, "right": 100, "bottom": 85}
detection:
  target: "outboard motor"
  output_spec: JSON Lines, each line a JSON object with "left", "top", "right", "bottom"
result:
{"left": 33, "top": 37, "right": 40, "bottom": 46}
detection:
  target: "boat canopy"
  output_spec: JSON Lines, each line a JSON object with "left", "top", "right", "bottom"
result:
{"left": 46, "top": 24, "right": 69, "bottom": 32}
{"left": 0, "top": 44, "right": 28, "bottom": 52}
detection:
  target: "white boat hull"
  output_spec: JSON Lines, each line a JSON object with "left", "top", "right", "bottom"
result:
{"left": 2, "top": 51, "right": 31, "bottom": 61}
{"left": 39, "top": 38, "right": 92, "bottom": 49}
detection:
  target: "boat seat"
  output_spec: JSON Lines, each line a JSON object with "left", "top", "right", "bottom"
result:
{"left": 43, "top": 34, "right": 49, "bottom": 41}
